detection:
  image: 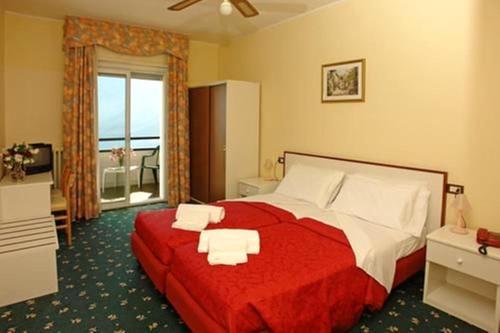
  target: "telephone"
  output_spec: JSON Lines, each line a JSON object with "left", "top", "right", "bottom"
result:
{"left": 476, "top": 228, "right": 500, "bottom": 255}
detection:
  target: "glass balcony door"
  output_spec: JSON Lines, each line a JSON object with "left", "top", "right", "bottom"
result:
{"left": 98, "top": 69, "right": 165, "bottom": 209}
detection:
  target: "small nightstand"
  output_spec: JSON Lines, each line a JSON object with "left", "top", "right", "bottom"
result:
{"left": 424, "top": 225, "right": 500, "bottom": 333}
{"left": 238, "top": 178, "right": 279, "bottom": 198}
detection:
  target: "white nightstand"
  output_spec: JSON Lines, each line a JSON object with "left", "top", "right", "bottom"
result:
{"left": 238, "top": 178, "right": 279, "bottom": 198}
{"left": 424, "top": 225, "right": 500, "bottom": 333}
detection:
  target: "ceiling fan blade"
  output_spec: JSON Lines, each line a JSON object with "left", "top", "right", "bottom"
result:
{"left": 229, "top": 0, "right": 259, "bottom": 18}
{"left": 168, "top": 0, "right": 205, "bottom": 11}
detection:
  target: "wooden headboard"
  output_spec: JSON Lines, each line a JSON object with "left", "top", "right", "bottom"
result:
{"left": 283, "top": 151, "right": 448, "bottom": 233}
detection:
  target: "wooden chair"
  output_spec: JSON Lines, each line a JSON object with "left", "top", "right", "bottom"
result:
{"left": 51, "top": 172, "right": 75, "bottom": 246}
{"left": 51, "top": 165, "right": 71, "bottom": 198}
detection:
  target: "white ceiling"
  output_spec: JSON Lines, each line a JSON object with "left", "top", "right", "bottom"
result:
{"left": 4, "top": 0, "right": 340, "bottom": 43}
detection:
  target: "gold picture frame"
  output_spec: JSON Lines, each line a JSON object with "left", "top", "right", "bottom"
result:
{"left": 322, "top": 59, "right": 366, "bottom": 103}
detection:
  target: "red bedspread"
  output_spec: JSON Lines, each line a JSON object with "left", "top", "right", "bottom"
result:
{"left": 134, "top": 201, "right": 296, "bottom": 266}
{"left": 170, "top": 218, "right": 387, "bottom": 333}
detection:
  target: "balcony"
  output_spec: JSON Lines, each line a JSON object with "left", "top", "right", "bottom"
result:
{"left": 99, "top": 137, "right": 161, "bottom": 205}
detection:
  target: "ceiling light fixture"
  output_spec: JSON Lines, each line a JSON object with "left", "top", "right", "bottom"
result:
{"left": 219, "top": 0, "right": 233, "bottom": 16}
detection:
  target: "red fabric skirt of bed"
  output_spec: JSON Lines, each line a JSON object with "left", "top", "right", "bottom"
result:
{"left": 131, "top": 204, "right": 426, "bottom": 332}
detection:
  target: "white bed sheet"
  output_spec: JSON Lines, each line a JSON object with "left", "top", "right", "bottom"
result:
{"left": 235, "top": 193, "right": 323, "bottom": 219}
{"left": 234, "top": 193, "right": 425, "bottom": 292}
{"left": 307, "top": 210, "right": 425, "bottom": 291}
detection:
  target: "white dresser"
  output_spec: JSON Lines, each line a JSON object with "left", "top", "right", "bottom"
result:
{"left": 424, "top": 225, "right": 500, "bottom": 333}
{"left": 0, "top": 172, "right": 59, "bottom": 307}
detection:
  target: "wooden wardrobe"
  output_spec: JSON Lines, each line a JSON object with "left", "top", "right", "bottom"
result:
{"left": 189, "top": 81, "right": 260, "bottom": 203}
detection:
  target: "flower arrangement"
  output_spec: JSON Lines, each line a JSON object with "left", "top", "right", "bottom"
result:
{"left": 109, "top": 147, "right": 134, "bottom": 167}
{"left": 2, "top": 143, "right": 39, "bottom": 181}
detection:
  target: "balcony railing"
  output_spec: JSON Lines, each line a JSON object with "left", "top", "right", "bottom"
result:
{"left": 98, "top": 136, "right": 160, "bottom": 152}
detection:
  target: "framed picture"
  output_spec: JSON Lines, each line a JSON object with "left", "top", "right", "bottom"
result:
{"left": 322, "top": 59, "right": 365, "bottom": 103}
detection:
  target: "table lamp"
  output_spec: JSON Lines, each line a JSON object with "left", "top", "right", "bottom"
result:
{"left": 263, "top": 158, "right": 277, "bottom": 181}
{"left": 450, "top": 193, "right": 471, "bottom": 235}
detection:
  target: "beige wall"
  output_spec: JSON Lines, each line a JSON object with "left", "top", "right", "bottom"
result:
{"left": 188, "top": 40, "right": 219, "bottom": 87}
{"left": 4, "top": 13, "right": 64, "bottom": 148}
{"left": 0, "top": 2, "right": 5, "bottom": 150}
{"left": 219, "top": 0, "right": 500, "bottom": 229}
{"left": 0, "top": 3, "right": 4, "bottom": 179}
{"left": 3, "top": 12, "right": 220, "bottom": 149}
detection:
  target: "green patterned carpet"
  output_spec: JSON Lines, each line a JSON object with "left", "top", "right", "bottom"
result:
{"left": 0, "top": 205, "right": 484, "bottom": 333}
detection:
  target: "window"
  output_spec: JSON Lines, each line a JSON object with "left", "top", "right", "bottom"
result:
{"left": 98, "top": 75, "right": 126, "bottom": 151}
{"left": 130, "top": 75, "right": 163, "bottom": 150}
{"left": 98, "top": 73, "right": 163, "bottom": 152}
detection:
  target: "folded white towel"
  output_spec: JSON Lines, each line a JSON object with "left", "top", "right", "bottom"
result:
{"left": 209, "top": 237, "right": 247, "bottom": 253}
{"left": 207, "top": 251, "right": 248, "bottom": 266}
{"left": 172, "top": 210, "right": 210, "bottom": 232}
{"left": 176, "top": 204, "right": 225, "bottom": 224}
{"left": 198, "top": 229, "right": 260, "bottom": 254}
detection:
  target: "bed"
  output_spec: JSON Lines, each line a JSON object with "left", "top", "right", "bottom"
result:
{"left": 132, "top": 151, "right": 448, "bottom": 332}
{"left": 131, "top": 200, "right": 296, "bottom": 293}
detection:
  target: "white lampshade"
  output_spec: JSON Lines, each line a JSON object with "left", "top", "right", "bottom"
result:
{"left": 450, "top": 193, "right": 471, "bottom": 212}
{"left": 219, "top": 0, "right": 233, "bottom": 16}
{"left": 450, "top": 193, "right": 470, "bottom": 235}
{"left": 263, "top": 159, "right": 273, "bottom": 171}
{"left": 263, "top": 158, "right": 276, "bottom": 181}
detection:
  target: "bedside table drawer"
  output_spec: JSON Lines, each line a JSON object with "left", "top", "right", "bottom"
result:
{"left": 427, "top": 240, "right": 500, "bottom": 285}
{"left": 238, "top": 183, "right": 259, "bottom": 197}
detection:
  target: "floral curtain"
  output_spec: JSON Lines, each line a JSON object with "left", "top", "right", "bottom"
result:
{"left": 167, "top": 56, "right": 190, "bottom": 204}
{"left": 63, "top": 17, "right": 191, "bottom": 219}
{"left": 63, "top": 46, "right": 100, "bottom": 219}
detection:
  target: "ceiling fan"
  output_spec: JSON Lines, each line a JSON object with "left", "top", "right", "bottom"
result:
{"left": 168, "top": 0, "right": 260, "bottom": 18}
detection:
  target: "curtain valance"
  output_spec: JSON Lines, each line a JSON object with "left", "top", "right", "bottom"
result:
{"left": 63, "top": 16, "right": 189, "bottom": 60}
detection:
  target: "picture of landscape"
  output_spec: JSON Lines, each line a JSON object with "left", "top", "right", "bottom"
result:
{"left": 322, "top": 59, "right": 365, "bottom": 102}
{"left": 327, "top": 67, "right": 358, "bottom": 96}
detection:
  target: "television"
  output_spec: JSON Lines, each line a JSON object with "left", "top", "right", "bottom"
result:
{"left": 25, "top": 143, "right": 53, "bottom": 175}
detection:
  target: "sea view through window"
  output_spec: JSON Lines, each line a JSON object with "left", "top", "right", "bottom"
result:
{"left": 98, "top": 74, "right": 163, "bottom": 151}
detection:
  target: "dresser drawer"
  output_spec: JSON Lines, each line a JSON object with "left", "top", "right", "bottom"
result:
{"left": 238, "top": 183, "right": 259, "bottom": 197}
{"left": 427, "top": 240, "right": 500, "bottom": 285}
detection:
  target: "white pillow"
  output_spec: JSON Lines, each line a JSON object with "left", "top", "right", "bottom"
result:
{"left": 275, "top": 164, "right": 345, "bottom": 208}
{"left": 329, "top": 174, "right": 430, "bottom": 237}
{"left": 405, "top": 187, "right": 431, "bottom": 237}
